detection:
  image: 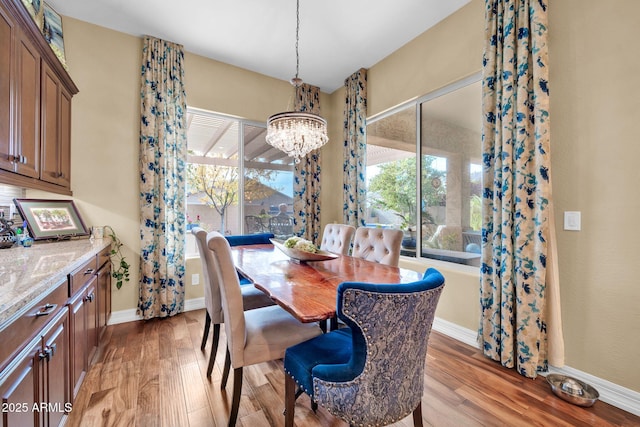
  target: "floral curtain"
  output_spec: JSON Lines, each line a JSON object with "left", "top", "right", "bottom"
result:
{"left": 138, "top": 36, "right": 187, "bottom": 319}
{"left": 293, "top": 83, "right": 322, "bottom": 243}
{"left": 480, "top": 0, "right": 564, "bottom": 378}
{"left": 343, "top": 68, "right": 368, "bottom": 228}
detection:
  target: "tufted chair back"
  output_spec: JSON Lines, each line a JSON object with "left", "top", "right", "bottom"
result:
{"left": 320, "top": 223, "right": 355, "bottom": 255}
{"left": 284, "top": 268, "right": 445, "bottom": 427}
{"left": 351, "top": 227, "right": 403, "bottom": 267}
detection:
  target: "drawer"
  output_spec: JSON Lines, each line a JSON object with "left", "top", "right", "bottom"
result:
{"left": 0, "top": 279, "right": 68, "bottom": 372}
{"left": 97, "top": 245, "right": 111, "bottom": 270}
{"left": 69, "top": 257, "right": 97, "bottom": 297}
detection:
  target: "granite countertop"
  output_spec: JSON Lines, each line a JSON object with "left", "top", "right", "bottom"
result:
{"left": 0, "top": 238, "right": 111, "bottom": 329}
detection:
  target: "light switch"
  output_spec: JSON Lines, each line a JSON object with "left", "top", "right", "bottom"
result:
{"left": 564, "top": 211, "right": 581, "bottom": 231}
{"left": 192, "top": 273, "right": 200, "bottom": 285}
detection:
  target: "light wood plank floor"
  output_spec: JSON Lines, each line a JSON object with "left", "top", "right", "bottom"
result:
{"left": 66, "top": 309, "right": 640, "bottom": 426}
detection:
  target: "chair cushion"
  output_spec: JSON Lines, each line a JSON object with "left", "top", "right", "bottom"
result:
{"left": 241, "top": 305, "right": 322, "bottom": 367}
{"left": 284, "top": 328, "right": 352, "bottom": 397}
{"left": 225, "top": 233, "right": 274, "bottom": 247}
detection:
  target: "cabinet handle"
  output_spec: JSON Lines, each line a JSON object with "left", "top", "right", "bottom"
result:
{"left": 49, "top": 343, "right": 57, "bottom": 357}
{"left": 84, "top": 268, "right": 95, "bottom": 275}
{"left": 35, "top": 303, "right": 57, "bottom": 317}
{"left": 84, "top": 293, "right": 95, "bottom": 303}
{"left": 20, "top": 155, "right": 27, "bottom": 164}
{"left": 7, "top": 154, "right": 18, "bottom": 163}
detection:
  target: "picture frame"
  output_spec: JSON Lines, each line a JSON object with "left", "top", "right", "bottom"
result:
{"left": 20, "top": 0, "right": 44, "bottom": 30}
{"left": 13, "top": 199, "right": 89, "bottom": 240}
{"left": 42, "top": 2, "right": 67, "bottom": 70}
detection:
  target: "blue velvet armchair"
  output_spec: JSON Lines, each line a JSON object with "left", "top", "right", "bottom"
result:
{"left": 283, "top": 268, "right": 445, "bottom": 427}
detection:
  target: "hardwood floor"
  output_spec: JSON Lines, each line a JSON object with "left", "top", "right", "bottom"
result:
{"left": 66, "top": 309, "right": 640, "bottom": 427}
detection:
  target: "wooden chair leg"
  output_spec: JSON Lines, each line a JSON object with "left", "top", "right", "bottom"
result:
{"left": 412, "top": 402, "right": 423, "bottom": 427}
{"left": 284, "top": 372, "right": 296, "bottom": 427}
{"left": 206, "top": 324, "right": 221, "bottom": 377}
{"left": 221, "top": 347, "right": 232, "bottom": 389}
{"left": 201, "top": 312, "right": 211, "bottom": 351}
{"left": 228, "top": 367, "right": 243, "bottom": 427}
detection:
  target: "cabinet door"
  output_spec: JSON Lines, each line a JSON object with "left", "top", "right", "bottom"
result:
{"left": 40, "top": 62, "right": 68, "bottom": 188}
{"left": 0, "top": 338, "right": 39, "bottom": 427}
{"left": 85, "top": 282, "right": 98, "bottom": 365}
{"left": 0, "top": 4, "right": 14, "bottom": 173}
{"left": 97, "top": 262, "right": 112, "bottom": 337}
{"left": 67, "top": 289, "right": 86, "bottom": 399}
{"left": 14, "top": 29, "right": 40, "bottom": 179}
{"left": 40, "top": 308, "right": 69, "bottom": 427}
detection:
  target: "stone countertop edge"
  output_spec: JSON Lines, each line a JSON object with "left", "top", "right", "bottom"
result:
{"left": 0, "top": 238, "right": 112, "bottom": 330}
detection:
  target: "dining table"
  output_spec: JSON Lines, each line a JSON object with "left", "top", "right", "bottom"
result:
{"left": 230, "top": 243, "right": 423, "bottom": 324}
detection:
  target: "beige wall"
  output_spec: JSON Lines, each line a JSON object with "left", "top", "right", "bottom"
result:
{"left": 41, "top": 0, "right": 638, "bottom": 393}
{"left": 325, "top": 0, "right": 640, "bottom": 392}
{"left": 548, "top": 0, "right": 640, "bottom": 391}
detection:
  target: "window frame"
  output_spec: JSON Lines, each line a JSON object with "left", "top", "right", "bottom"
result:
{"left": 366, "top": 72, "right": 482, "bottom": 266}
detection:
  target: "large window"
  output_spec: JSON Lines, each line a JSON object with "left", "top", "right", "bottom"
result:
{"left": 185, "top": 108, "right": 294, "bottom": 256}
{"left": 366, "top": 75, "right": 482, "bottom": 266}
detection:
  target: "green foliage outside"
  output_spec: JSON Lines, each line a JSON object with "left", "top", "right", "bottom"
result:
{"left": 367, "top": 156, "right": 445, "bottom": 230}
{"left": 186, "top": 163, "right": 277, "bottom": 233}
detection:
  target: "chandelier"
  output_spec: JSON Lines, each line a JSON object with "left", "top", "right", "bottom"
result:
{"left": 265, "top": 0, "right": 328, "bottom": 164}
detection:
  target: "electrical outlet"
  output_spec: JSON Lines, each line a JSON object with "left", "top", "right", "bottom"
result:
{"left": 192, "top": 273, "right": 200, "bottom": 285}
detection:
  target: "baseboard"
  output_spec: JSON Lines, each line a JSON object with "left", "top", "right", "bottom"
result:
{"left": 431, "top": 317, "right": 640, "bottom": 417}
{"left": 107, "top": 297, "right": 206, "bottom": 325}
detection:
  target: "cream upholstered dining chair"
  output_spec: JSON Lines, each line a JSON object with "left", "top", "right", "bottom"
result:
{"left": 207, "top": 231, "right": 323, "bottom": 427}
{"left": 351, "top": 226, "right": 404, "bottom": 267}
{"left": 191, "top": 228, "right": 274, "bottom": 378}
{"left": 320, "top": 223, "right": 355, "bottom": 255}
{"left": 283, "top": 268, "right": 445, "bottom": 427}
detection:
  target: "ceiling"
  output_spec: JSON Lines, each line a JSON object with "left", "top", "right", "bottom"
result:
{"left": 45, "top": 0, "right": 470, "bottom": 93}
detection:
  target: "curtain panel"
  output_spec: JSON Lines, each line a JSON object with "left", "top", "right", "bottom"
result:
{"left": 293, "top": 83, "right": 322, "bottom": 243}
{"left": 480, "top": 0, "right": 564, "bottom": 378}
{"left": 138, "top": 36, "right": 187, "bottom": 319}
{"left": 343, "top": 68, "right": 368, "bottom": 228}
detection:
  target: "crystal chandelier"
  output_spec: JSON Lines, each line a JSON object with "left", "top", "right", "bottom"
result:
{"left": 265, "top": 0, "right": 328, "bottom": 164}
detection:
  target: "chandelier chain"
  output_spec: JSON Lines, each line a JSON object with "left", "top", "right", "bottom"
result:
{"left": 295, "top": 0, "right": 300, "bottom": 80}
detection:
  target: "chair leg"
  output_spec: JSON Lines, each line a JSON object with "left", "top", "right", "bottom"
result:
{"left": 228, "top": 367, "right": 243, "bottom": 427}
{"left": 206, "top": 324, "right": 220, "bottom": 377}
{"left": 221, "top": 347, "right": 232, "bottom": 389}
{"left": 284, "top": 372, "right": 296, "bottom": 427}
{"left": 412, "top": 402, "right": 423, "bottom": 427}
{"left": 201, "top": 312, "right": 211, "bottom": 351}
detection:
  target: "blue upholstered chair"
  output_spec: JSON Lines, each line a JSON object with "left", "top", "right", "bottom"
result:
{"left": 283, "top": 268, "right": 445, "bottom": 427}
{"left": 191, "top": 228, "right": 274, "bottom": 378}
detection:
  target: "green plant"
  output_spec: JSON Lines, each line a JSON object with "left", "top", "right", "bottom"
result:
{"left": 104, "top": 225, "right": 130, "bottom": 289}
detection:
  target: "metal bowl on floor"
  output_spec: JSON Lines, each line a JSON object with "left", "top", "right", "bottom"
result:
{"left": 546, "top": 374, "right": 599, "bottom": 407}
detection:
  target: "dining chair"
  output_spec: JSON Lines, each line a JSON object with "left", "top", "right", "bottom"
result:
{"left": 283, "top": 268, "right": 445, "bottom": 427}
{"left": 191, "top": 228, "right": 274, "bottom": 378}
{"left": 207, "top": 231, "right": 324, "bottom": 427}
{"left": 351, "top": 226, "right": 404, "bottom": 267}
{"left": 319, "top": 223, "right": 355, "bottom": 255}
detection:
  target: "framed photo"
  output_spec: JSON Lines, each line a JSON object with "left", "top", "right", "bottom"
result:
{"left": 13, "top": 199, "right": 89, "bottom": 240}
{"left": 42, "top": 2, "right": 67, "bottom": 70}
{"left": 20, "top": 0, "right": 44, "bottom": 30}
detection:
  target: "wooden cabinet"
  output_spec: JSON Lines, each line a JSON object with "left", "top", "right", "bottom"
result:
{"left": 68, "top": 278, "right": 98, "bottom": 399}
{"left": 96, "top": 247, "right": 112, "bottom": 337}
{"left": 0, "top": 290, "right": 70, "bottom": 427}
{"left": 0, "top": 0, "right": 77, "bottom": 195}
{"left": 40, "top": 61, "right": 70, "bottom": 188}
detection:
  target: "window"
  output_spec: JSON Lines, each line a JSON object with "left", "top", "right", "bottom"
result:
{"left": 366, "top": 75, "right": 482, "bottom": 266}
{"left": 185, "top": 108, "right": 294, "bottom": 256}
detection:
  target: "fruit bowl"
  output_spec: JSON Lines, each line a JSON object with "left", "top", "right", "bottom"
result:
{"left": 270, "top": 239, "right": 338, "bottom": 263}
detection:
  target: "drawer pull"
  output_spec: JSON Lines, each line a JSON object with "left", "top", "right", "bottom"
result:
{"left": 84, "top": 268, "right": 95, "bottom": 275}
{"left": 35, "top": 303, "right": 57, "bottom": 317}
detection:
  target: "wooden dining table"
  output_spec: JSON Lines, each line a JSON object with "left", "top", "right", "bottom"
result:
{"left": 230, "top": 243, "right": 422, "bottom": 323}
